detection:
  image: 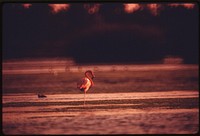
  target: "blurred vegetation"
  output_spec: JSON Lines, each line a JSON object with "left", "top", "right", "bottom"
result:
{"left": 2, "top": 69, "right": 199, "bottom": 94}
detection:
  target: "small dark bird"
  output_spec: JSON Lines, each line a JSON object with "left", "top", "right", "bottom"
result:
{"left": 38, "top": 93, "right": 47, "bottom": 98}
{"left": 77, "top": 70, "right": 95, "bottom": 105}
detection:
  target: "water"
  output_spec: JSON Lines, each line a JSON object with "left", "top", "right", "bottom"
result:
{"left": 3, "top": 91, "right": 199, "bottom": 134}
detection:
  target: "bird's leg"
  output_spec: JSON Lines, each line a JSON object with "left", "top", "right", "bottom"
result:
{"left": 84, "top": 91, "right": 86, "bottom": 106}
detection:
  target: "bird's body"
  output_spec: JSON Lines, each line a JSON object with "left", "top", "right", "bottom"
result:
{"left": 77, "top": 77, "right": 92, "bottom": 92}
{"left": 77, "top": 70, "right": 95, "bottom": 105}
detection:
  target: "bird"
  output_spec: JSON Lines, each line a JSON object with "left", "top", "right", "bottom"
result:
{"left": 77, "top": 70, "right": 95, "bottom": 105}
{"left": 38, "top": 93, "right": 47, "bottom": 98}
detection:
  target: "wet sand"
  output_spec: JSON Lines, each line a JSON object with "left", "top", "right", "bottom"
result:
{"left": 2, "top": 90, "right": 199, "bottom": 134}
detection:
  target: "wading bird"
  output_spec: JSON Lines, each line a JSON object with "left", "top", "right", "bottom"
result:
{"left": 77, "top": 70, "right": 95, "bottom": 105}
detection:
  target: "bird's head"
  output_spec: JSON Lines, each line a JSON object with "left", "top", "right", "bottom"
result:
{"left": 85, "top": 70, "right": 95, "bottom": 79}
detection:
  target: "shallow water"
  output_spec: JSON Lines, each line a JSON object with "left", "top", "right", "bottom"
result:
{"left": 2, "top": 91, "right": 199, "bottom": 134}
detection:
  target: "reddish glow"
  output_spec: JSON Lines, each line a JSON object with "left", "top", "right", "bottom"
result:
{"left": 48, "top": 4, "right": 70, "bottom": 14}
{"left": 22, "top": 4, "right": 32, "bottom": 9}
{"left": 20, "top": 3, "right": 195, "bottom": 15}
{"left": 84, "top": 4, "right": 101, "bottom": 14}
{"left": 123, "top": 4, "right": 141, "bottom": 13}
{"left": 168, "top": 3, "right": 195, "bottom": 9}
{"left": 147, "top": 4, "right": 161, "bottom": 16}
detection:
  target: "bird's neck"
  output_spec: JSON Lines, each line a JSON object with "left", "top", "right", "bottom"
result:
{"left": 85, "top": 72, "right": 94, "bottom": 86}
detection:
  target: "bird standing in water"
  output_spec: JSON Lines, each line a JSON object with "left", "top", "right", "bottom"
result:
{"left": 77, "top": 70, "right": 95, "bottom": 105}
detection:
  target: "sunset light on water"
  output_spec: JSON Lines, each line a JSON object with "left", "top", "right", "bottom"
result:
{"left": 2, "top": 2, "right": 199, "bottom": 135}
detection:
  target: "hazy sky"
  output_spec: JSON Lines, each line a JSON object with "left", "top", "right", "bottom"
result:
{"left": 2, "top": 3, "right": 199, "bottom": 64}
